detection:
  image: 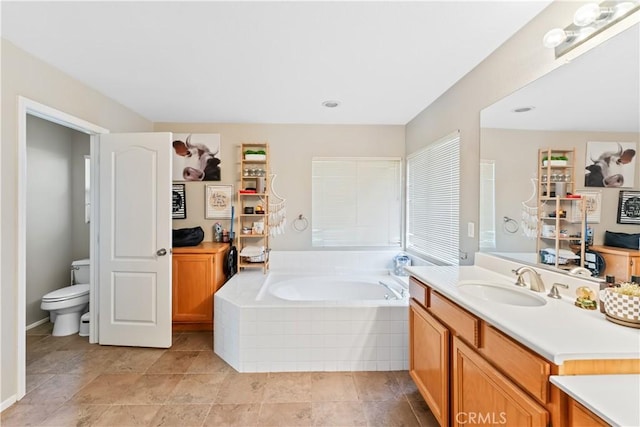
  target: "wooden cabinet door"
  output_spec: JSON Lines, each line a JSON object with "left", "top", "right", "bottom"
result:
{"left": 410, "top": 299, "right": 449, "bottom": 426}
{"left": 599, "top": 251, "right": 632, "bottom": 282}
{"left": 569, "top": 399, "right": 608, "bottom": 427}
{"left": 452, "top": 337, "right": 548, "bottom": 427}
{"left": 172, "top": 254, "right": 213, "bottom": 324}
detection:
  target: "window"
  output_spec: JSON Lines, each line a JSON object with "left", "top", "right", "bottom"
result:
{"left": 406, "top": 131, "right": 460, "bottom": 265}
{"left": 312, "top": 157, "right": 402, "bottom": 247}
{"left": 479, "top": 160, "right": 496, "bottom": 249}
{"left": 84, "top": 155, "right": 90, "bottom": 223}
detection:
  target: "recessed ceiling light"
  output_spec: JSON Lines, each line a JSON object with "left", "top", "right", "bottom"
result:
{"left": 322, "top": 100, "right": 341, "bottom": 108}
{"left": 512, "top": 106, "right": 535, "bottom": 113}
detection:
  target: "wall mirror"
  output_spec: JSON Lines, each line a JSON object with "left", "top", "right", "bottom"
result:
{"left": 479, "top": 22, "right": 639, "bottom": 277}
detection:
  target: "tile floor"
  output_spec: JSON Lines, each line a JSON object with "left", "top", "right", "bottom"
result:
{"left": 2, "top": 323, "right": 438, "bottom": 427}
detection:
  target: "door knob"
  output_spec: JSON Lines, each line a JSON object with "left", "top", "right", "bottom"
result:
{"left": 157, "top": 248, "right": 167, "bottom": 256}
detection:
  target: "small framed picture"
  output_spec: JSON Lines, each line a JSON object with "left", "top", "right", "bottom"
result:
{"left": 172, "top": 184, "right": 186, "bottom": 219}
{"left": 571, "top": 190, "right": 602, "bottom": 223}
{"left": 205, "top": 185, "right": 233, "bottom": 219}
{"left": 617, "top": 190, "right": 640, "bottom": 224}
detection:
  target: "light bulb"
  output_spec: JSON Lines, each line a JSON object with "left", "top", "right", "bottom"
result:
{"left": 543, "top": 28, "right": 569, "bottom": 48}
{"left": 573, "top": 3, "right": 601, "bottom": 26}
{"left": 612, "top": 2, "right": 638, "bottom": 19}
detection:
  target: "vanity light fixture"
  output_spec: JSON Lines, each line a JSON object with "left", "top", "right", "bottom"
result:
{"left": 321, "top": 100, "right": 341, "bottom": 108}
{"left": 543, "top": 0, "right": 640, "bottom": 57}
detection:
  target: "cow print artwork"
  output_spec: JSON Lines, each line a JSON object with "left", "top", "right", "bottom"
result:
{"left": 585, "top": 141, "right": 637, "bottom": 188}
{"left": 172, "top": 133, "right": 222, "bottom": 181}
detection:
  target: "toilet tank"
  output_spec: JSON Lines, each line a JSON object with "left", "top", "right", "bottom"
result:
{"left": 72, "top": 258, "right": 91, "bottom": 284}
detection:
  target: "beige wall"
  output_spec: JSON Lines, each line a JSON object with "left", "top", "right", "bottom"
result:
{"left": 482, "top": 128, "right": 639, "bottom": 252}
{"left": 405, "top": 1, "right": 635, "bottom": 264}
{"left": 1, "top": 39, "right": 153, "bottom": 404}
{"left": 156, "top": 123, "right": 405, "bottom": 249}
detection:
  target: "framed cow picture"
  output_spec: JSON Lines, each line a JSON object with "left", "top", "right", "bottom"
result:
{"left": 584, "top": 141, "right": 636, "bottom": 188}
{"left": 172, "top": 133, "right": 221, "bottom": 181}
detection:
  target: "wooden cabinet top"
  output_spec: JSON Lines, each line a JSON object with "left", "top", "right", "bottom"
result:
{"left": 172, "top": 242, "right": 229, "bottom": 255}
{"left": 589, "top": 245, "right": 640, "bottom": 256}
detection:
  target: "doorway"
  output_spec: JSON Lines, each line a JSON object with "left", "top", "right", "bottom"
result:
{"left": 25, "top": 115, "right": 90, "bottom": 331}
{"left": 16, "top": 96, "right": 109, "bottom": 400}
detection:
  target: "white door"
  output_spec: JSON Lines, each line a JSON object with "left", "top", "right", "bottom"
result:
{"left": 98, "top": 132, "right": 172, "bottom": 347}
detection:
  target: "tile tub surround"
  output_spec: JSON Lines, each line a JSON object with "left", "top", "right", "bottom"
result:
{"left": 214, "top": 251, "right": 411, "bottom": 373}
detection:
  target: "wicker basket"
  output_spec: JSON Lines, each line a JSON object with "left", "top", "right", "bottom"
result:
{"left": 602, "top": 288, "right": 640, "bottom": 326}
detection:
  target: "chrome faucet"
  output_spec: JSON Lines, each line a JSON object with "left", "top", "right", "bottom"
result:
{"left": 512, "top": 266, "right": 546, "bottom": 292}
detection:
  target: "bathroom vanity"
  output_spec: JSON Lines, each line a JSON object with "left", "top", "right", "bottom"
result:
{"left": 172, "top": 242, "right": 229, "bottom": 331}
{"left": 407, "top": 258, "right": 640, "bottom": 427}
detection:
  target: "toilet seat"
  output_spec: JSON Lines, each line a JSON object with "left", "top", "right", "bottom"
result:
{"left": 42, "top": 284, "right": 90, "bottom": 303}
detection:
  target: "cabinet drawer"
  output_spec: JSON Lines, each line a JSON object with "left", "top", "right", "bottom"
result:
{"left": 479, "top": 323, "right": 550, "bottom": 403}
{"left": 409, "top": 277, "right": 428, "bottom": 307}
{"left": 429, "top": 290, "right": 480, "bottom": 347}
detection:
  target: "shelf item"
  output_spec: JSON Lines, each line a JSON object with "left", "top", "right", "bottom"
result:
{"left": 237, "top": 143, "right": 270, "bottom": 273}
{"left": 536, "top": 148, "right": 586, "bottom": 270}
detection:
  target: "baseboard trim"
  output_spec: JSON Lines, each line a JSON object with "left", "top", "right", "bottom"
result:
{"left": 26, "top": 317, "right": 49, "bottom": 331}
{"left": 1, "top": 395, "right": 17, "bottom": 412}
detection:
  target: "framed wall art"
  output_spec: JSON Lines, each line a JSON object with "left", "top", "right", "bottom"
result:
{"left": 171, "top": 133, "right": 222, "bottom": 182}
{"left": 617, "top": 190, "right": 640, "bottom": 224}
{"left": 585, "top": 141, "right": 637, "bottom": 188}
{"left": 172, "top": 184, "right": 186, "bottom": 219}
{"left": 205, "top": 185, "right": 233, "bottom": 219}
{"left": 571, "top": 190, "right": 601, "bottom": 223}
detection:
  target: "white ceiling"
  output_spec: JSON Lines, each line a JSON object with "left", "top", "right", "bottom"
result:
{"left": 1, "top": 1, "right": 552, "bottom": 125}
{"left": 481, "top": 23, "right": 640, "bottom": 132}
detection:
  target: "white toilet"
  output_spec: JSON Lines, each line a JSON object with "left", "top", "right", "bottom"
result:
{"left": 41, "top": 259, "right": 90, "bottom": 336}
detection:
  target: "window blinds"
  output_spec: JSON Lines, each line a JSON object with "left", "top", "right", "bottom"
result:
{"left": 406, "top": 132, "right": 460, "bottom": 265}
{"left": 312, "top": 157, "right": 402, "bottom": 247}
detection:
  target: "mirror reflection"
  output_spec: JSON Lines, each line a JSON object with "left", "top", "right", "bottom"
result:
{"left": 480, "top": 23, "right": 639, "bottom": 278}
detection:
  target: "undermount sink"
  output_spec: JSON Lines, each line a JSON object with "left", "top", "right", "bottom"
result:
{"left": 457, "top": 281, "right": 547, "bottom": 307}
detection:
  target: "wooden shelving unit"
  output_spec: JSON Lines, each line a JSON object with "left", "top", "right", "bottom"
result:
{"left": 237, "top": 143, "right": 269, "bottom": 273}
{"left": 536, "top": 148, "right": 586, "bottom": 270}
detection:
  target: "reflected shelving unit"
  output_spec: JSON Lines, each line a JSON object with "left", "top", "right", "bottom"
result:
{"left": 536, "top": 148, "right": 586, "bottom": 270}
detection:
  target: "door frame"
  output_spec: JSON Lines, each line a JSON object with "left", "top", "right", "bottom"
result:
{"left": 16, "top": 96, "right": 109, "bottom": 400}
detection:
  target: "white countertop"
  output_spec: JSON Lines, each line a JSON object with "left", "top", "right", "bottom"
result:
{"left": 405, "top": 265, "right": 640, "bottom": 364}
{"left": 550, "top": 375, "right": 640, "bottom": 427}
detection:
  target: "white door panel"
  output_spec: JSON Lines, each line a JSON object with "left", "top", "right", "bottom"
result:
{"left": 99, "top": 132, "right": 172, "bottom": 348}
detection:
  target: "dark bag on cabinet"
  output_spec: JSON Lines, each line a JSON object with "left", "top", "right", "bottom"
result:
{"left": 603, "top": 231, "right": 640, "bottom": 250}
{"left": 172, "top": 226, "right": 205, "bottom": 247}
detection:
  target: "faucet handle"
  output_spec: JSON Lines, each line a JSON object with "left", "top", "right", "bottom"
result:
{"left": 512, "top": 269, "right": 526, "bottom": 287}
{"left": 547, "top": 283, "right": 569, "bottom": 299}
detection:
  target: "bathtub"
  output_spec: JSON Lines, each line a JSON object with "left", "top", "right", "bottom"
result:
{"left": 215, "top": 269, "right": 410, "bottom": 372}
{"left": 257, "top": 273, "right": 407, "bottom": 302}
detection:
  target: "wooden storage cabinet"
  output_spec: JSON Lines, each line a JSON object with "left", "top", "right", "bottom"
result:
{"left": 409, "top": 299, "right": 449, "bottom": 426}
{"left": 567, "top": 398, "right": 608, "bottom": 427}
{"left": 172, "top": 242, "right": 229, "bottom": 331}
{"left": 453, "top": 337, "right": 548, "bottom": 427}
{"left": 589, "top": 245, "right": 640, "bottom": 282}
{"left": 409, "top": 276, "right": 551, "bottom": 426}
